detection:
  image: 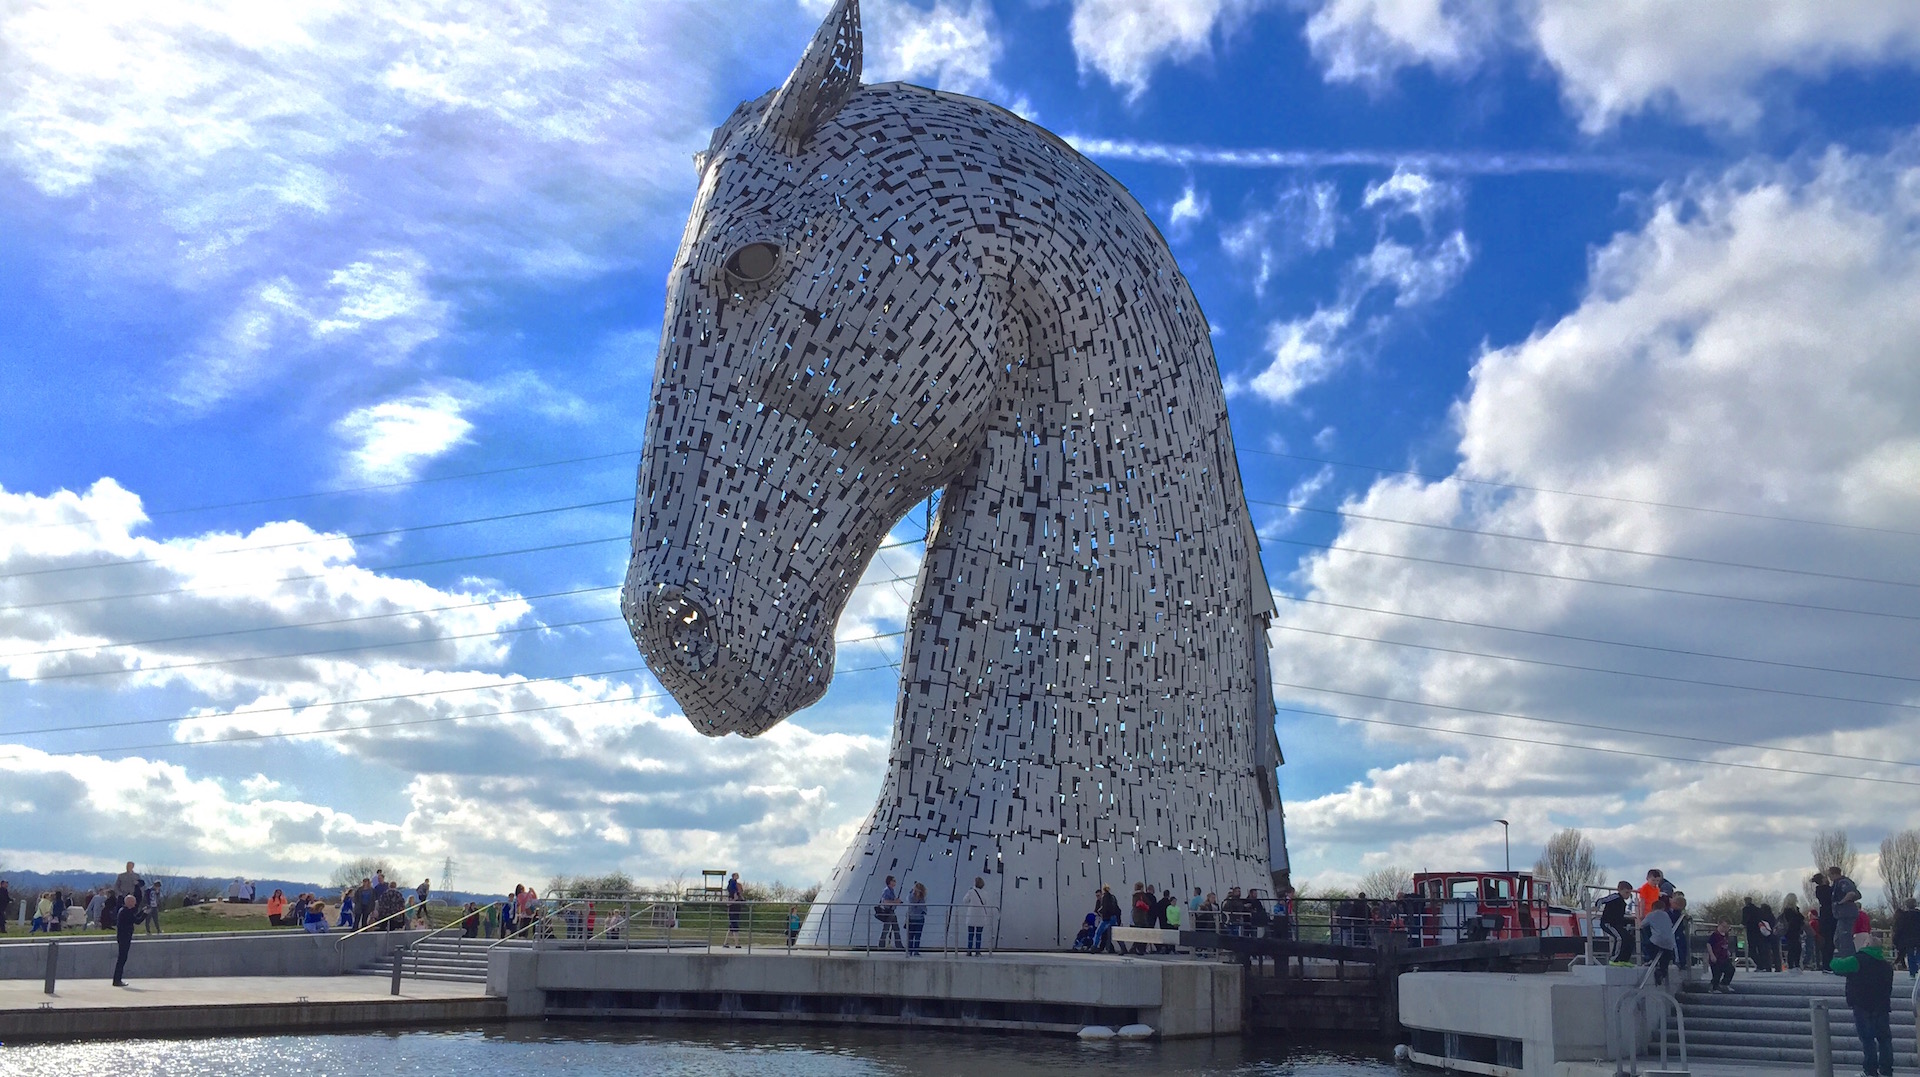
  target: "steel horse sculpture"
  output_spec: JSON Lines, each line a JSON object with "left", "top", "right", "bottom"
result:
{"left": 623, "top": 0, "right": 1289, "bottom": 948}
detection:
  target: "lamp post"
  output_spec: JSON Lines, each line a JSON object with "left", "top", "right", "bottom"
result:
{"left": 1497, "top": 819, "right": 1511, "bottom": 872}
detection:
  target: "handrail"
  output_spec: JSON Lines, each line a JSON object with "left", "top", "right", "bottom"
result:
{"left": 487, "top": 899, "right": 590, "bottom": 949}
{"left": 1608, "top": 961, "right": 1687, "bottom": 1076}
{"left": 334, "top": 895, "right": 448, "bottom": 944}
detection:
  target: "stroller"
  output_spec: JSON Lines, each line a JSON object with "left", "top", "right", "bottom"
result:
{"left": 1071, "top": 913, "right": 1098, "bottom": 951}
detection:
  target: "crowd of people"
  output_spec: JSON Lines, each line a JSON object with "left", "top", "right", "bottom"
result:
{"left": 1074, "top": 882, "right": 1295, "bottom": 954}
{"left": 1591, "top": 865, "right": 1920, "bottom": 989}
{"left": 0, "top": 863, "right": 164, "bottom": 937}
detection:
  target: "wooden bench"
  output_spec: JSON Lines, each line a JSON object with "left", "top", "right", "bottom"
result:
{"left": 1108, "top": 927, "right": 1183, "bottom": 950}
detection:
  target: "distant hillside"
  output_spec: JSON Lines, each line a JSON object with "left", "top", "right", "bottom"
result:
{"left": 0, "top": 868, "right": 494, "bottom": 918}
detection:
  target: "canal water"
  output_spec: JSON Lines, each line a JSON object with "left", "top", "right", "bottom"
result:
{"left": 2, "top": 1021, "right": 1401, "bottom": 1075}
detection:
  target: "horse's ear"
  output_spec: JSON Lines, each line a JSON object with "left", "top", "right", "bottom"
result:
{"left": 762, "top": 0, "right": 862, "bottom": 152}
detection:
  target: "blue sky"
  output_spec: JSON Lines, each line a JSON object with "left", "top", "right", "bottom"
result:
{"left": 3, "top": 0, "right": 1919, "bottom": 901}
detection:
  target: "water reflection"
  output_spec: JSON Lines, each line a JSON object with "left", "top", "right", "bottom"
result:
{"left": 0, "top": 1021, "right": 1399, "bottom": 1076}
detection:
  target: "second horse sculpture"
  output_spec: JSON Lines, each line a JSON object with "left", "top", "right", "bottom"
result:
{"left": 623, "top": 0, "right": 1290, "bottom": 948}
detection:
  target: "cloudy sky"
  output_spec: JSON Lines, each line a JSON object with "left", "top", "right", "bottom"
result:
{"left": 3, "top": 0, "right": 1917, "bottom": 902}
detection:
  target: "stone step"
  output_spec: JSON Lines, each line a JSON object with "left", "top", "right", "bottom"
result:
{"left": 1662, "top": 1038, "right": 1919, "bottom": 1068}
{"left": 1682, "top": 1014, "right": 1918, "bottom": 1036}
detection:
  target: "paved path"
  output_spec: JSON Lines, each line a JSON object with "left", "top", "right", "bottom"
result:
{"left": 0, "top": 975, "right": 499, "bottom": 1041}
{"left": 1, "top": 974, "right": 485, "bottom": 1012}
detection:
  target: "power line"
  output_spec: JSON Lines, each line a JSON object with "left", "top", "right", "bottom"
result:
{"left": 4, "top": 535, "right": 630, "bottom": 612}
{"left": 1276, "top": 594, "right": 1920, "bottom": 685}
{"left": 6, "top": 615, "right": 627, "bottom": 685}
{"left": 1263, "top": 535, "right": 1920, "bottom": 622}
{"left": 1, "top": 498, "right": 633, "bottom": 580}
{"left": 4, "top": 534, "right": 927, "bottom": 613}
{"left": 1278, "top": 704, "right": 1920, "bottom": 789}
{"left": 1268, "top": 621, "right": 1920, "bottom": 713}
{"left": 3, "top": 627, "right": 910, "bottom": 739}
{"left": 1269, "top": 679, "right": 1920, "bottom": 770}
{"left": 1246, "top": 498, "right": 1920, "bottom": 589}
{"left": 121, "top": 449, "right": 644, "bottom": 524}
{"left": 5, "top": 563, "right": 931, "bottom": 663}
{"left": 1237, "top": 446, "right": 1920, "bottom": 540}
{"left": 11, "top": 659, "right": 903, "bottom": 761}
{"left": 2, "top": 607, "right": 908, "bottom": 686}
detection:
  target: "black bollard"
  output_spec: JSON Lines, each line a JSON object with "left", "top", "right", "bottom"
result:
{"left": 391, "top": 947, "right": 404, "bottom": 996}
{"left": 43, "top": 939, "right": 57, "bottom": 994}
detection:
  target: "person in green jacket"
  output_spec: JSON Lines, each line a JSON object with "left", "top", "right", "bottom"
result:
{"left": 1831, "top": 930, "right": 1895, "bottom": 1077}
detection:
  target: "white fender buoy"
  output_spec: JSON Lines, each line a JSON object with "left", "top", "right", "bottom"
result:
{"left": 1116, "top": 1023, "right": 1155, "bottom": 1040}
{"left": 1393, "top": 1044, "right": 1412, "bottom": 1061}
{"left": 1077, "top": 1025, "right": 1117, "bottom": 1040}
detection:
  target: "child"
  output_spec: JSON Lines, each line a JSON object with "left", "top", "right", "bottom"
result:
{"left": 786, "top": 906, "right": 802, "bottom": 948}
{"left": 1831, "top": 930, "right": 1894, "bottom": 1077}
{"left": 1707, "top": 922, "right": 1735, "bottom": 993}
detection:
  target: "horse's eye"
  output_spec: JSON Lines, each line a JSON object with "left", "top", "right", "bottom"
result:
{"left": 723, "top": 242, "right": 781, "bottom": 283}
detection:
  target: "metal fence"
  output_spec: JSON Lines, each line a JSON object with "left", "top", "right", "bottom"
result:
{"left": 489, "top": 896, "right": 1003, "bottom": 956}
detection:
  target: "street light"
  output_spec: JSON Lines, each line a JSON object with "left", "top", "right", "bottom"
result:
{"left": 1496, "top": 819, "right": 1511, "bottom": 872}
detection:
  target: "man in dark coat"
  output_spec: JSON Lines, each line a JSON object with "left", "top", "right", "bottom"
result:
{"left": 1740, "top": 896, "right": 1763, "bottom": 968}
{"left": 111, "top": 893, "right": 140, "bottom": 986}
{"left": 0, "top": 879, "right": 10, "bottom": 934}
{"left": 1893, "top": 897, "right": 1920, "bottom": 976}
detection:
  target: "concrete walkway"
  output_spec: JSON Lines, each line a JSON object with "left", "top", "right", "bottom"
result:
{"left": 0, "top": 974, "right": 500, "bottom": 1041}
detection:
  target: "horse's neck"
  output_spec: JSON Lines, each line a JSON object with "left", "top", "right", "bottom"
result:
{"left": 907, "top": 325, "right": 1254, "bottom": 715}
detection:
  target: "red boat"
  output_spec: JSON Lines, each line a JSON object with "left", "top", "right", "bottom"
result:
{"left": 1398, "top": 870, "right": 1585, "bottom": 945}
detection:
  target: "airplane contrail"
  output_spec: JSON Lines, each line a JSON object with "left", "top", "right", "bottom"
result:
{"left": 1063, "top": 135, "right": 1679, "bottom": 177}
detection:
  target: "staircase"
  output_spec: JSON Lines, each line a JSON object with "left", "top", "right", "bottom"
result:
{"left": 351, "top": 936, "right": 525, "bottom": 985}
{"left": 1663, "top": 969, "right": 1918, "bottom": 1070}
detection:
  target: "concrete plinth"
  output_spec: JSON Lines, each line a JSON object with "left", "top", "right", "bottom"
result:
{"left": 1398, "top": 965, "right": 1667, "bottom": 1076}
{"left": 490, "top": 946, "right": 1242, "bottom": 1037}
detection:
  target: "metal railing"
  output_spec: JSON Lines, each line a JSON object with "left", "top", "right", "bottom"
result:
{"left": 1608, "top": 960, "right": 1688, "bottom": 1075}
{"left": 485, "top": 896, "right": 1003, "bottom": 956}
{"left": 382, "top": 901, "right": 503, "bottom": 994}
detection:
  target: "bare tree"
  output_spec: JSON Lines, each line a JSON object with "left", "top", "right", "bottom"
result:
{"left": 1359, "top": 865, "right": 1412, "bottom": 899}
{"left": 329, "top": 856, "right": 396, "bottom": 891}
{"left": 1879, "top": 829, "right": 1920, "bottom": 908}
{"left": 1812, "top": 829, "right": 1859, "bottom": 880}
{"left": 1534, "top": 828, "right": 1605, "bottom": 905}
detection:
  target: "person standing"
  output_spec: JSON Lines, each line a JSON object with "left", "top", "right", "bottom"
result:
{"left": 1834, "top": 889, "right": 1867, "bottom": 961}
{"left": 1643, "top": 895, "right": 1678, "bottom": 986}
{"left": 874, "top": 875, "right": 903, "bottom": 951}
{"left": 0, "top": 879, "right": 10, "bottom": 934}
{"left": 1812, "top": 872, "right": 1836, "bottom": 968}
{"left": 1778, "top": 894, "right": 1806, "bottom": 971}
{"left": 724, "top": 872, "right": 745, "bottom": 948}
{"left": 1093, "top": 885, "right": 1121, "bottom": 954}
{"left": 1891, "top": 897, "right": 1919, "bottom": 977}
{"left": 1670, "top": 893, "right": 1692, "bottom": 972}
{"left": 1741, "top": 897, "right": 1763, "bottom": 969}
{"left": 1636, "top": 871, "right": 1666, "bottom": 963}
{"left": 1707, "top": 922, "right": 1736, "bottom": 993}
{"left": 1161, "top": 889, "right": 1182, "bottom": 954}
{"left": 1757, "top": 903, "right": 1778, "bottom": 971}
{"left": 1598, "top": 882, "right": 1635, "bottom": 965}
{"left": 961, "top": 877, "right": 988, "bottom": 956}
{"left": 143, "top": 879, "right": 163, "bottom": 934}
{"left": 111, "top": 893, "right": 139, "bottom": 987}
{"left": 114, "top": 862, "right": 140, "bottom": 901}
{"left": 904, "top": 882, "right": 927, "bottom": 956}
{"left": 87, "top": 889, "right": 107, "bottom": 933}
{"left": 1832, "top": 929, "right": 1896, "bottom": 1077}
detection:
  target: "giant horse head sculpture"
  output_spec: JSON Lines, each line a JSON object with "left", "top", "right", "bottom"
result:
{"left": 625, "top": 0, "right": 1035, "bottom": 735}
{"left": 625, "top": 1, "right": 1287, "bottom": 941}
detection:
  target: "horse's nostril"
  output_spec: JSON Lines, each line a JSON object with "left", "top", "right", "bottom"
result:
{"left": 647, "top": 589, "right": 719, "bottom": 674}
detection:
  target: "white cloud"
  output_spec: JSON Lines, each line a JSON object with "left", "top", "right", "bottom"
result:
{"left": 1068, "top": 0, "right": 1267, "bottom": 100}
{"left": 1362, "top": 169, "right": 1459, "bottom": 230}
{"left": 1244, "top": 205, "right": 1471, "bottom": 402}
{"left": 0, "top": 0, "right": 775, "bottom": 408}
{"left": 857, "top": 0, "right": 1004, "bottom": 97}
{"left": 1298, "top": 0, "right": 1920, "bottom": 131}
{"left": 0, "top": 479, "right": 893, "bottom": 885}
{"left": 1220, "top": 180, "right": 1341, "bottom": 295}
{"left": 1356, "top": 230, "right": 1471, "bottom": 306}
{"left": 334, "top": 390, "right": 476, "bottom": 484}
{"left": 1250, "top": 305, "right": 1355, "bottom": 402}
{"left": 1275, "top": 145, "right": 1920, "bottom": 897}
{"left": 1303, "top": 0, "right": 1489, "bottom": 84}
{"left": 1168, "top": 182, "right": 1211, "bottom": 238}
